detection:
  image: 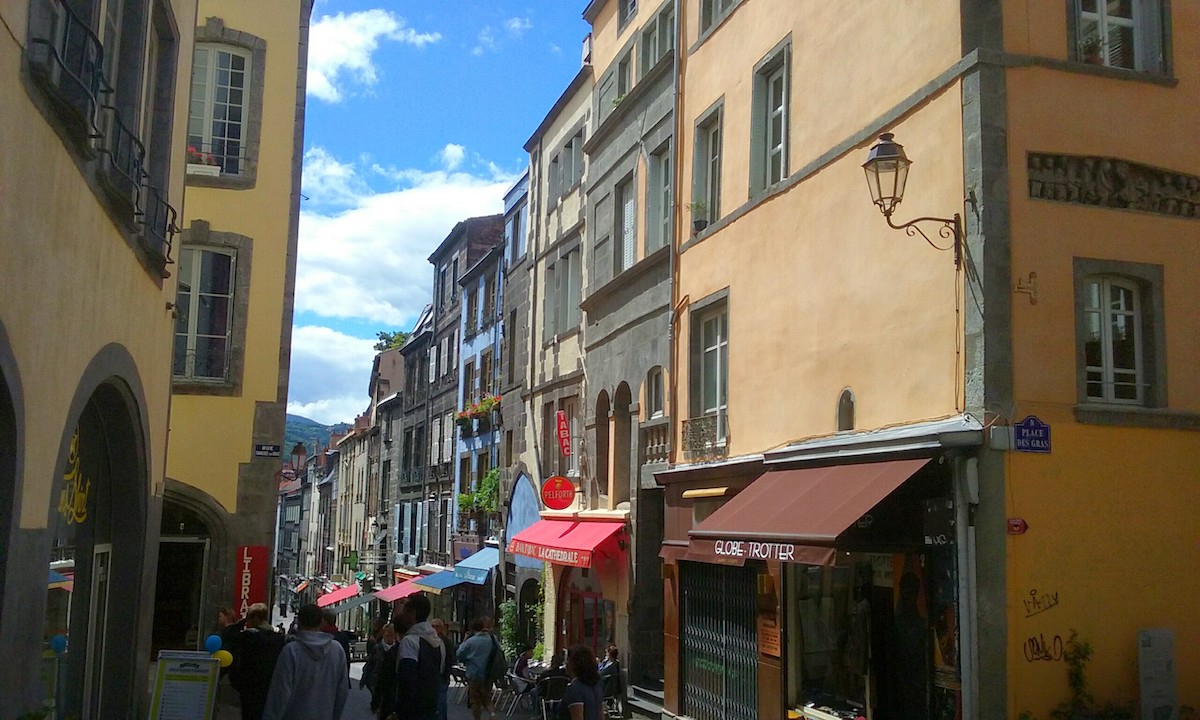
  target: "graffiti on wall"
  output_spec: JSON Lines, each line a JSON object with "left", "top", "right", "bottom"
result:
{"left": 1023, "top": 588, "right": 1060, "bottom": 619}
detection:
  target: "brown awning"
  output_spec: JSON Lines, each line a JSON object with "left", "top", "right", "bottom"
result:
{"left": 688, "top": 458, "right": 930, "bottom": 563}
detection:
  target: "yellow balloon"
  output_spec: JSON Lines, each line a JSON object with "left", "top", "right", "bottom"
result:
{"left": 213, "top": 650, "right": 233, "bottom": 668}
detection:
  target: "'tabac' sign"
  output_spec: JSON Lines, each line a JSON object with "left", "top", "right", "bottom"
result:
{"left": 235, "top": 545, "right": 268, "bottom": 616}
{"left": 555, "top": 410, "right": 571, "bottom": 457}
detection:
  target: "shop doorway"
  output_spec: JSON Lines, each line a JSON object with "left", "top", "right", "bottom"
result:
{"left": 151, "top": 538, "right": 209, "bottom": 654}
{"left": 517, "top": 577, "right": 542, "bottom": 648}
{"left": 679, "top": 561, "right": 759, "bottom": 720}
{"left": 560, "top": 568, "right": 614, "bottom": 658}
{"left": 83, "top": 544, "right": 112, "bottom": 717}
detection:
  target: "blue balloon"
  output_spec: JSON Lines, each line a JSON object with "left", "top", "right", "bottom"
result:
{"left": 50, "top": 634, "right": 68, "bottom": 655}
{"left": 204, "top": 634, "right": 222, "bottom": 653}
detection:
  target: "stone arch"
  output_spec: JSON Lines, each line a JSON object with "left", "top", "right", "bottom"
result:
{"left": 517, "top": 576, "right": 542, "bottom": 648}
{"left": 154, "top": 479, "right": 235, "bottom": 654}
{"left": 593, "top": 389, "right": 610, "bottom": 509}
{"left": 0, "top": 318, "right": 23, "bottom": 644}
{"left": 612, "top": 382, "right": 633, "bottom": 508}
{"left": 837, "top": 387, "right": 856, "bottom": 431}
{"left": 45, "top": 343, "right": 151, "bottom": 716}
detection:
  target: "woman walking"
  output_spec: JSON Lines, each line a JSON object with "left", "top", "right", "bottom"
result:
{"left": 559, "top": 645, "right": 605, "bottom": 720}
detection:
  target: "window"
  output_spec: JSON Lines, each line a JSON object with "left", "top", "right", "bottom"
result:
{"left": 1083, "top": 277, "right": 1143, "bottom": 404}
{"left": 507, "top": 201, "right": 527, "bottom": 261}
{"left": 752, "top": 42, "right": 790, "bottom": 192}
{"left": 465, "top": 289, "right": 479, "bottom": 335}
{"left": 690, "top": 300, "right": 728, "bottom": 443}
{"left": 694, "top": 107, "right": 723, "bottom": 224}
{"left": 483, "top": 273, "right": 497, "bottom": 324}
{"left": 464, "top": 360, "right": 476, "bottom": 400}
{"left": 700, "top": 0, "right": 738, "bottom": 34}
{"left": 837, "top": 389, "right": 855, "bottom": 431}
{"left": 618, "top": 0, "right": 638, "bottom": 28}
{"left": 617, "top": 52, "right": 633, "bottom": 99}
{"left": 188, "top": 44, "right": 250, "bottom": 175}
{"left": 481, "top": 351, "right": 494, "bottom": 396}
{"left": 648, "top": 367, "right": 664, "bottom": 418}
{"left": 548, "top": 155, "right": 562, "bottom": 207}
{"left": 1074, "top": 259, "right": 1165, "bottom": 414}
{"left": 562, "top": 396, "right": 579, "bottom": 476}
{"left": 560, "top": 130, "right": 585, "bottom": 194}
{"left": 640, "top": 3, "right": 675, "bottom": 77}
{"left": 173, "top": 247, "right": 235, "bottom": 380}
{"left": 615, "top": 176, "right": 637, "bottom": 273}
{"left": 647, "top": 144, "right": 672, "bottom": 252}
{"left": 438, "top": 265, "right": 449, "bottom": 310}
{"left": 543, "top": 247, "right": 582, "bottom": 341}
{"left": 429, "top": 417, "right": 441, "bottom": 466}
{"left": 1073, "top": 0, "right": 1167, "bottom": 73}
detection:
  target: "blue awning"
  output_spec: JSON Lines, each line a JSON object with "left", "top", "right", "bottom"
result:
{"left": 454, "top": 547, "right": 499, "bottom": 585}
{"left": 412, "top": 571, "right": 469, "bottom": 595}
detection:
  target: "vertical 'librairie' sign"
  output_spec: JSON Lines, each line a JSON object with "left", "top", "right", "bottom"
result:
{"left": 235, "top": 545, "right": 268, "bottom": 616}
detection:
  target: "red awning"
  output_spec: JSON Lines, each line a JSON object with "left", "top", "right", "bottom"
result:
{"left": 688, "top": 458, "right": 931, "bottom": 565}
{"left": 316, "top": 584, "right": 359, "bottom": 608}
{"left": 373, "top": 578, "right": 426, "bottom": 602}
{"left": 507, "top": 520, "right": 625, "bottom": 568}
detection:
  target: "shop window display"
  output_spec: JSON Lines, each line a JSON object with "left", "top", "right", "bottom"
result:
{"left": 786, "top": 553, "right": 957, "bottom": 720}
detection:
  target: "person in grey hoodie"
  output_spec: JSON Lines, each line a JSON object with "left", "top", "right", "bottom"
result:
{"left": 262, "top": 603, "right": 348, "bottom": 720}
{"left": 394, "top": 593, "right": 447, "bottom": 720}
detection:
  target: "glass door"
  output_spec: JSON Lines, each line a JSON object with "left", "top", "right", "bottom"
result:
{"left": 83, "top": 543, "right": 111, "bottom": 719}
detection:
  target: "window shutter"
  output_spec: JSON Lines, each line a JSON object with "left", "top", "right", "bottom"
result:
{"left": 568, "top": 250, "right": 582, "bottom": 328}
{"left": 430, "top": 417, "right": 440, "bottom": 465}
{"left": 1135, "top": 0, "right": 1164, "bottom": 73}
{"left": 622, "top": 184, "right": 636, "bottom": 271}
{"left": 444, "top": 412, "right": 453, "bottom": 460}
{"left": 544, "top": 263, "right": 557, "bottom": 340}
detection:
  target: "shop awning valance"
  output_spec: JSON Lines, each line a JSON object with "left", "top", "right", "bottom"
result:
{"left": 688, "top": 458, "right": 931, "bottom": 565}
{"left": 316, "top": 584, "right": 360, "bottom": 608}
{"left": 454, "top": 547, "right": 499, "bottom": 585}
{"left": 413, "top": 570, "right": 470, "bottom": 595}
{"left": 292, "top": 580, "right": 310, "bottom": 594}
{"left": 374, "top": 578, "right": 425, "bottom": 602}
{"left": 328, "top": 592, "right": 376, "bottom": 615}
{"left": 507, "top": 520, "right": 625, "bottom": 568}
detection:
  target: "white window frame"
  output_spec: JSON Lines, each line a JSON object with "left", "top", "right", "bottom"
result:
{"left": 174, "top": 246, "right": 235, "bottom": 380}
{"left": 1075, "top": 0, "right": 1166, "bottom": 73}
{"left": 698, "top": 307, "right": 728, "bottom": 442}
{"left": 764, "top": 64, "right": 788, "bottom": 185}
{"left": 1084, "top": 276, "right": 1144, "bottom": 404}
{"left": 695, "top": 109, "right": 723, "bottom": 223}
{"left": 618, "top": 0, "right": 638, "bottom": 28}
{"left": 640, "top": 4, "right": 675, "bottom": 77}
{"left": 700, "top": 0, "right": 737, "bottom": 34}
{"left": 616, "top": 176, "right": 637, "bottom": 273}
{"left": 648, "top": 367, "right": 664, "bottom": 418}
{"left": 188, "top": 43, "right": 251, "bottom": 175}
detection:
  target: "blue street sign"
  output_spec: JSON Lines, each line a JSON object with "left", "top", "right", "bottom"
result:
{"left": 1014, "top": 416, "right": 1051, "bottom": 454}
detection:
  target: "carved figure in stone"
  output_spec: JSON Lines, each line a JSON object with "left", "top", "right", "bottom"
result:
{"left": 1053, "top": 158, "right": 1069, "bottom": 201}
{"left": 1188, "top": 178, "right": 1200, "bottom": 217}
{"left": 1028, "top": 156, "right": 1045, "bottom": 198}
{"left": 1096, "top": 159, "right": 1115, "bottom": 206}
{"left": 1080, "top": 158, "right": 1100, "bottom": 204}
{"left": 1065, "top": 157, "right": 1083, "bottom": 202}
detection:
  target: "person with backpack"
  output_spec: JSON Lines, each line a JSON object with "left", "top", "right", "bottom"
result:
{"left": 454, "top": 615, "right": 507, "bottom": 720}
{"left": 393, "top": 594, "right": 447, "bottom": 720}
{"left": 228, "top": 603, "right": 285, "bottom": 720}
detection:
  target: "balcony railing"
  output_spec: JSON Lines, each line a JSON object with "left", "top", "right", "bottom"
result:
{"left": 640, "top": 416, "right": 670, "bottom": 465}
{"left": 97, "top": 102, "right": 145, "bottom": 211}
{"left": 681, "top": 412, "right": 727, "bottom": 462}
{"left": 136, "top": 183, "right": 178, "bottom": 265}
{"left": 27, "top": 0, "right": 105, "bottom": 143}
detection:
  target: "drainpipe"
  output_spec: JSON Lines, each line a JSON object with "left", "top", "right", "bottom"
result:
{"left": 667, "top": 0, "right": 682, "bottom": 465}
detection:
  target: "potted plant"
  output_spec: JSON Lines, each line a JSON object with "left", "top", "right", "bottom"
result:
{"left": 1080, "top": 36, "right": 1104, "bottom": 66}
{"left": 457, "top": 491, "right": 477, "bottom": 515}
{"left": 455, "top": 409, "right": 474, "bottom": 435}
{"left": 472, "top": 394, "right": 502, "bottom": 431}
{"left": 185, "top": 146, "right": 220, "bottom": 176}
{"left": 689, "top": 199, "right": 709, "bottom": 232}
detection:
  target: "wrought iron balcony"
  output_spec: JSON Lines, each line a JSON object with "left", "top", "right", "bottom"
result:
{"left": 27, "top": 0, "right": 105, "bottom": 143}
{"left": 97, "top": 102, "right": 145, "bottom": 212}
{"left": 136, "top": 182, "right": 178, "bottom": 266}
{"left": 681, "top": 412, "right": 727, "bottom": 462}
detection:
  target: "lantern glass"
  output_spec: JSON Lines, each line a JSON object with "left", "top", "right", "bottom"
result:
{"left": 862, "top": 133, "right": 911, "bottom": 216}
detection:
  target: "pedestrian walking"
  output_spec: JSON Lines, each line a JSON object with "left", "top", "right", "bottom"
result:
{"left": 261, "top": 603, "right": 349, "bottom": 720}
{"left": 454, "top": 616, "right": 505, "bottom": 720}
{"left": 393, "top": 594, "right": 447, "bottom": 720}
{"left": 430, "top": 618, "right": 457, "bottom": 720}
{"left": 228, "top": 603, "right": 285, "bottom": 720}
{"left": 321, "top": 608, "right": 354, "bottom": 687}
{"left": 361, "top": 623, "right": 397, "bottom": 704}
{"left": 559, "top": 645, "right": 605, "bottom": 720}
{"left": 373, "top": 600, "right": 411, "bottom": 719}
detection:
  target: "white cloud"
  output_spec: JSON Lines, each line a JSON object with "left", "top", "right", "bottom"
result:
{"left": 503, "top": 17, "right": 532, "bottom": 37}
{"left": 287, "top": 326, "right": 378, "bottom": 424}
{"left": 308, "top": 9, "right": 441, "bottom": 103}
{"left": 437, "top": 144, "right": 465, "bottom": 170}
{"left": 298, "top": 145, "right": 516, "bottom": 327}
{"left": 472, "top": 26, "right": 496, "bottom": 56}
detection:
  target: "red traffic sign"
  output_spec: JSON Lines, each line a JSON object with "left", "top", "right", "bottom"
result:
{"left": 541, "top": 475, "right": 575, "bottom": 510}
{"left": 1007, "top": 517, "right": 1030, "bottom": 535}
{"left": 555, "top": 410, "right": 572, "bottom": 457}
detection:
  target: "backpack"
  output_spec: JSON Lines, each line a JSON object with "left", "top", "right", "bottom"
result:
{"left": 486, "top": 635, "right": 508, "bottom": 685}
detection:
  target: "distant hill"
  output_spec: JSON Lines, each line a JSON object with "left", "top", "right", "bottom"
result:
{"left": 285, "top": 414, "right": 352, "bottom": 453}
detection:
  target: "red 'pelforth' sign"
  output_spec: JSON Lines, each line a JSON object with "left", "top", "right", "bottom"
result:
{"left": 541, "top": 475, "right": 575, "bottom": 510}
{"left": 235, "top": 545, "right": 269, "bottom": 616}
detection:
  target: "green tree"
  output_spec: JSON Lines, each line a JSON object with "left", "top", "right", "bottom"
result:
{"left": 374, "top": 330, "right": 409, "bottom": 351}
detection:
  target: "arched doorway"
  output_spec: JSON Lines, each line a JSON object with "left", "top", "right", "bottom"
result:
{"left": 0, "top": 355, "right": 18, "bottom": 621}
{"left": 517, "top": 577, "right": 542, "bottom": 650}
{"left": 42, "top": 378, "right": 148, "bottom": 718}
{"left": 558, "top": 566, "right": 614, "bottom": 658}
{"left": 593, "top": 390, "right": 610, "bottom": 507}
{"left": 152, "top": 501, "right": 212, "bottom": 654}
{"left": 612, "top": 383, "right": 632, "bottom": 507}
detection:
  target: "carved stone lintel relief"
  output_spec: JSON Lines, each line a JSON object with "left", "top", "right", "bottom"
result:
{"left": 1027, "top": 152, "right": 1200, "bottom": 220}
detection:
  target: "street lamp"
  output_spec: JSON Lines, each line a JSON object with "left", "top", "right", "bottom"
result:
{"left": 862, "top": 132, "right": 963, "bottom": 269}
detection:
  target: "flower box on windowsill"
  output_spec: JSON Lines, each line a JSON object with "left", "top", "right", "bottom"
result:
{"left": 186, "top": 163, "right": 221, "bottom": 177}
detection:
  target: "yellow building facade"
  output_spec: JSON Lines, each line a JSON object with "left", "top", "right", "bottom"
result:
{"left": 658, "top": 2, "right": 1198, "bottom": 720}
{"left": 1, "top": 0, "right": 198, "bottom": 713}
{"left": 155, "top": 0, "right": 311, "bottom": 653}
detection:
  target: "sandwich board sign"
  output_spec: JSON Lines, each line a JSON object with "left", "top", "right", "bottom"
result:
{"left": 148, "top": 650, "right": 219, "bottom": 720}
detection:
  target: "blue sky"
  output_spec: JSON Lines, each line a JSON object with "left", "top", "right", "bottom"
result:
{"left": 289, "top": 2, "right": 590, "bottom": 424}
